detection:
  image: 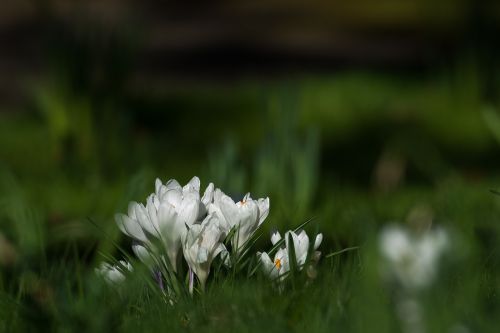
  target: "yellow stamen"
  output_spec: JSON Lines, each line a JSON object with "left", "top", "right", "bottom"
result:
{"left": 274, "top": 258, "right": 282, "bottom": 269}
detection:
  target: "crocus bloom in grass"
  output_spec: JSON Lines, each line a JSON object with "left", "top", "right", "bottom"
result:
{"left": 379, "top": 225, "right": 449, "bottom": 289}
{"left": 209, "top": 189, "right": 270, "bottom": 251}
{"left": 95, "top": 261, "right": 133, "bottom": 285}
{"left": 260, "top": 247, "right": 290, "bottom": 280}
{"left": 182, "top": 213, "right": 227, "bottom": 289}
{"left": 260, "top": 230, "right": 323, "bottom": 280}
{"left": 285, "top": 230, "right": 322, "bottom": 266}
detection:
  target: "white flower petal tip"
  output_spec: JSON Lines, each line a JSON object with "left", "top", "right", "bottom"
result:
{"left": 185, "top": 176, "right": 201, "bottom": 192}
{"left": 257, "top": 197, "right": 270, "bottom": 226}
{"left": 271, "top": 231, "right": 282, "bottom": 245}
{"left": 201, "top": 183, "right": 215, "bottom": 206}
{"left": 314, "top": 233, "right": 323, "bottom": 250}
{"left": 155, "top": 178, "right": 163, "bottom": 193}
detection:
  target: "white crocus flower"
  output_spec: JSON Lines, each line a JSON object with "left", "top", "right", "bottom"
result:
{"left": 210, "top": 189, "right": 270, "bottom": 251}
{"left": 260, "top": 247, "right": 290, "bottom": 280}
{"left": 273, "top": 230, "right": 323, "bottom": 266}
{"left": 155, "top": 176, "right": 208, "bottom": 271}
{"left": 95, "top": 260, "right": 133, "bottom": 285}
{"left": 379, "top": 225, "right": 449, "bottom": 289}
{"left": 182, "top": 213, "right": 227, "bottom": 290}
{"left": 285, "top": 230, "right": 320, "bottom": 266}
{"left": 260, "top": 230, "right": 322, "bottom": 280}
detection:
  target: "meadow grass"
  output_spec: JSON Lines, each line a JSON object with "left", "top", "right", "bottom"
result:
{"left": 1, "top": 170, "right": 499, "bottom": 332}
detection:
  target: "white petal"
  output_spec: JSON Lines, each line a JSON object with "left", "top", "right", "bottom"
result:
{"left": 153, "top": 195, "right": 161, "bottom": 210}
{"left": 297, "top": 230, "right": 308, "bottom": 243}
{"left": 259, "top": 252, "right": 274, "bottom": 275}
{"left": 162, "top": 189, "right": 182, "bottom": 208}
{"left": 201, "top": 183, "right": 214, "bottom": 206}
{"left": 155, "top": 178, "right": 163, "bottom": 194}
{"left": 233, "top": 211, "right": 258, "bottom": 249}
{"left": 196, "top": 247, "right": 209, "bottom": 263}
{"left": 115, "top": 213, "right": 148, "bottom": 242}
{"left": 314, "top": 233, "right": 323, "bottom": 250}
{"left": 184, "top": 176, "right": 200, "bottom": 194}
{"left": 197, "top": 183, "right": 214, "bottom": 220}
{"left": 218, "top": 193, "right": 239, "bottom": 227}
{"left": 199, "top": 214, "right": 224, "bottom": 250}
{"left": 257, "top": 197, "right": 270, "bottom": 226}
{"left": 208, "top": 203, "right": 231, "bottom": 235}
{"left": 296, "top": 231, "right": 310, "bottom": 265}
{"left": 275, "top": 248, "right": 290, "bottom": 276}
{"left": 132, "top": 243, "right": 155, "bottom": 268}
{"left": 271, "top": 231, "right": 282, "bottom": 245}
{"left": 178, "top": 195, "right": 200, "bottom": 226}
{"left": 135, "top": 203, "right": 157, "bottom": 237}
{"left": 165, "top": 179, "right": 182, "bottom": 191}
{"left": 158, "top": 202, "right": 183, "bottom": 252}
{"left": 127, "top": 202, "right": 138, "bottom": 220}
{"left": 183, "top": 224, "right": 202, "bottom": 248}
{"left": 213, "top": 188, "right": 224, "bottom": 204}
{"left": 146, "top": 196, "right": 160, "bottom": 232}
{"left": 158, "top": 202, "right": 182, "bottom": 272}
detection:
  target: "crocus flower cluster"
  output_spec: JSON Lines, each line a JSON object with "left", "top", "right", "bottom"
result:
{"left": 101, "top": 177, "right": 270, "bottom": 291}
{"left": 98, "top": 176, "right": 323, "bottom": 294}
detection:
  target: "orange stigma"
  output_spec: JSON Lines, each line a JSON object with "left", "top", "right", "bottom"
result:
{"left": 274, "top": 258, "right": 282, "bottom": 269}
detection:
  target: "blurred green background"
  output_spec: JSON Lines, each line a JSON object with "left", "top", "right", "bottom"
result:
{"left": 1, "top": 1, "right": 500, "bottom": 331}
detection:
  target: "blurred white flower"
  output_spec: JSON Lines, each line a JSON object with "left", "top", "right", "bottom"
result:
{"left": 95, "top": 260, "right": 133, "bottom": 285}
{"left": 182, "top": 213, "right": 227, "bottom": 289}
{"left": 379, "top": 225, "right": 449, "bottom": 289}
{"left": 209, "top": 189, "right": 270, "bottom": 251}
{"left": 260, "top": 230, "right": 322, "bottom": 280}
